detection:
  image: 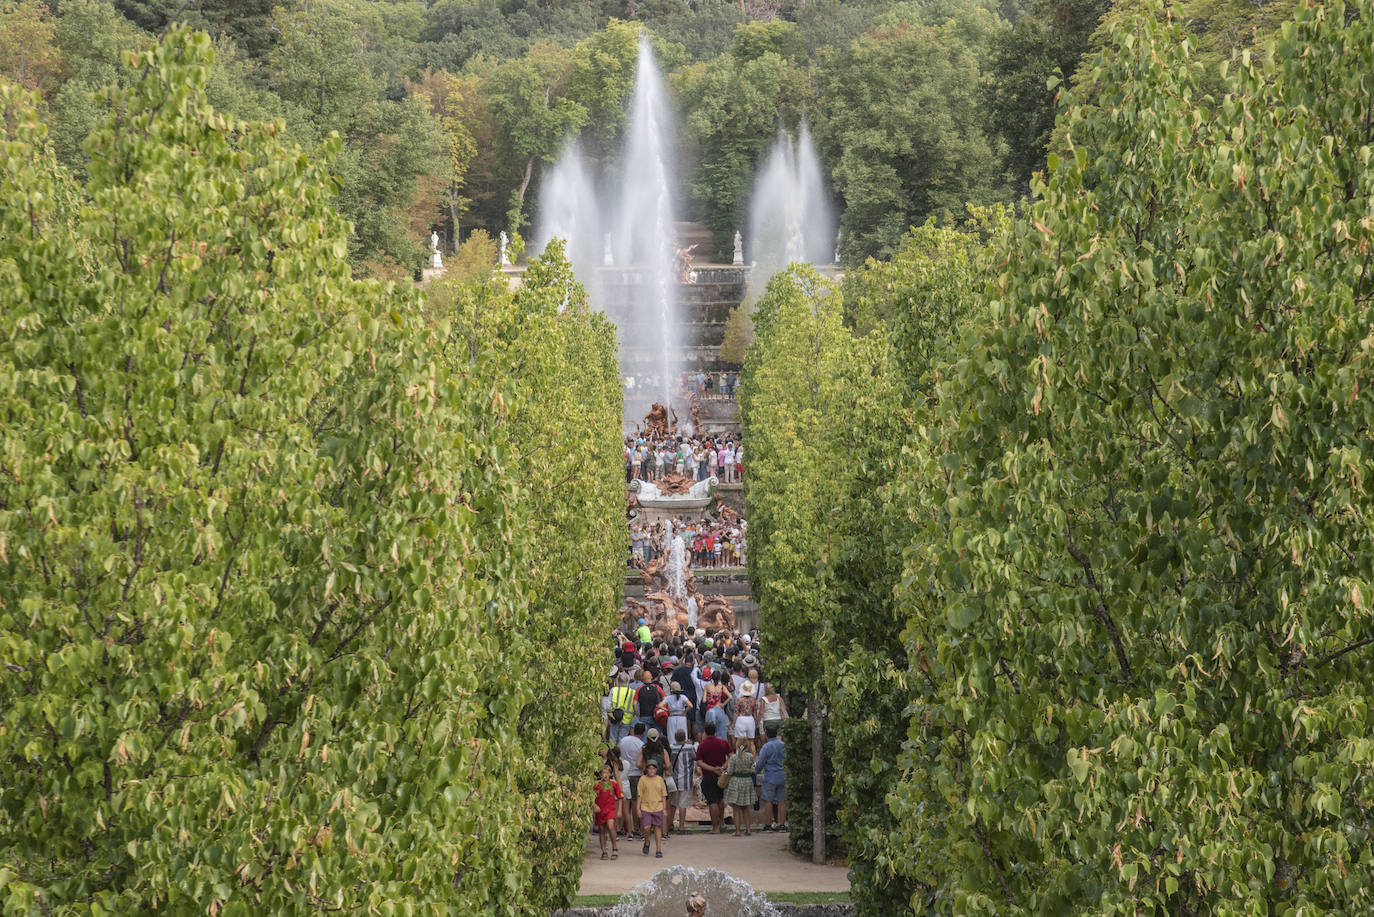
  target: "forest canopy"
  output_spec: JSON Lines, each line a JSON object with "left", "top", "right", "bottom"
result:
{"left": 0, "top": 0, "right": 1292, "bottom": 273}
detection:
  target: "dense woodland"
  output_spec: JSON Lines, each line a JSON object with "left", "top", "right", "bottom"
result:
{"left": 1, "top": 0, "right": 1294, "bottom": 273}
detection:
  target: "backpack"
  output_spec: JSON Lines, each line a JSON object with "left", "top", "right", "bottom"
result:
{"left": 637, "top": 682, "right": 664, "bottom": 716}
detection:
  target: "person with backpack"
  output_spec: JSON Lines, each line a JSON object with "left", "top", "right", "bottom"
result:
{"left": 607, "top": 673, "right": 636, "bottom": 745}
{"left": 634, "top": 667, "right": 664, "bottom": 733}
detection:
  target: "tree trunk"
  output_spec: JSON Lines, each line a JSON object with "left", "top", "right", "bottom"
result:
{"left": 516, "top": 156, "right": 535, "bottom": 208}
{"left": 446, "top": 191, "right": 461, "bottom": 254}
{"left": 810, "top": 698, "right": 825, "bottom": 865}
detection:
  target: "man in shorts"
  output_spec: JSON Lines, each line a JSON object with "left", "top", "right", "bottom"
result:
{"left": 695, "top": 721, "right": 732, "bottom": 834}
{"left": 619, "top": 722, "right": 646, "bottom": 837}
{"left": 754, "top": 723, "right": 786, "bottom": 831}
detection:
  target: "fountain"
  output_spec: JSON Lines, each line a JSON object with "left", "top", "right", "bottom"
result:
{"left": 536, "top": 35, "right": 681, "bottom": 413}
{"left": 746, "top": 121, "right": 835, "bottom": 301}
{"left": 611, "top": 865, "right": 779, "bottom": 917}
{"left": 535, "top": 137, "right": 603, "bottom": 297}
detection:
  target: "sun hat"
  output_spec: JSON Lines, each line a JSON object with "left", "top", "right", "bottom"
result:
{"left": 646, "top": 727, "right": 660, "bottom": 741}
{"left": 670, "top": 681, "right": 682, "bottom": 693}
{"left": 608, "top": 666, "right": 618, "bottom": 679}
{"left": 742, "top": 634, "right": 751, "bottom": 645}
{"left": 739, "top": 681, "right": 756, "bottom": 697}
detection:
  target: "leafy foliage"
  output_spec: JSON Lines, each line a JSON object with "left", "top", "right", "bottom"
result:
{"left": 0, "top": 30, "right": 621, "bottom": 915}
{"left": 813, "top": 1, "right": 1008, "bottom": 262}
{"left": 887, "top": 2, "right": 1374, "bottom": 911}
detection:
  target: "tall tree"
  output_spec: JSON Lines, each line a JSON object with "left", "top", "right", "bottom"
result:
{"left": 893, "top": 2, "right": 1374, "bottom": 911}
{"left": 813, "top": 1, "right": 1007, "bottom": 261}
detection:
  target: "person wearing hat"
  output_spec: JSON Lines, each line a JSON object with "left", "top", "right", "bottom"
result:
{"left": 733, "top": 679, "right": 760, "bottom": 752}
{"left": 636, "top": 759, "right": 668, "bottom": 857}
{"left": 635, "top": 617, "right": 652, "bottom": 647}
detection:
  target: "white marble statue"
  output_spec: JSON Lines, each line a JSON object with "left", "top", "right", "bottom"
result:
{"left": 499, "top": 231, "right": 510, "bottom": 266}
{"left": 430, "top": 230, "right": 443, "bottom": 269}
{"left": 732, "top": 230, "right": 744, "bottom": 266}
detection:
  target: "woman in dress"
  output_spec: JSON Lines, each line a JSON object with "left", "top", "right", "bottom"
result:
{"left": 723, "top": 736, "right": 759, "bottom": 836}
{"left": 665, "top": 681, "right": 693, "bottom": 750}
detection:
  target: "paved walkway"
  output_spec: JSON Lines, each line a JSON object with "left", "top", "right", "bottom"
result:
{"left": 578, "top": 827, "right": 850, "bottom": 896}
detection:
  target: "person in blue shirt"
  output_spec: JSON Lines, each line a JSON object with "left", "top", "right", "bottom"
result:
{"left": 753, "top": 723, "right": 786, "bottom": 832}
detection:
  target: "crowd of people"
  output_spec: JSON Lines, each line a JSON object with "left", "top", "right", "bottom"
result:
{"left": 623, "top": 371, "right": 739, "bottom": 401}
{"left": 628, "top": 518, "right": 746, "bottom": 569}
{"left": 593, "top": 625, "right": 788, "bottom": 859}
{"left": 624, "top": 436, "right": 743, "bottom": 484}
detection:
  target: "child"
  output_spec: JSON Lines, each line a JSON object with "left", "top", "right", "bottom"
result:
{"left": 593, "top": 764, "right": 622, "bottom": 860}
{"left": 636, "top": 760, "right": 668, "bottom": 858}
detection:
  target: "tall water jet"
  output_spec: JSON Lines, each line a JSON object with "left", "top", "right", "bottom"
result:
{"left": 615, "top": 36, "right": 681, "bottom": 406}
{"left": 746, "top": 121, "right": 835, "bottom": 300}
{"left": 534, "top": 137, "right": 602, "bottom": 290}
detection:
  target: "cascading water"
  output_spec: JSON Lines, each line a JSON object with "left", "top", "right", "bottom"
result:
{"left": 666, "top": 536, "right": 687, "bottom": 604}
{"left": 535, "top": 36, "right": 680, "bottom": 415}
{"left": 746, "top": 121, "right": 835, "bottom": 300}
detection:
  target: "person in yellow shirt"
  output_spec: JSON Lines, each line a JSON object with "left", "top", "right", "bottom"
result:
{"left": 635, "top": 760, "right": 668, "bottom": 858}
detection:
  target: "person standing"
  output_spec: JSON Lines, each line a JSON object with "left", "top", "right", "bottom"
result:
{"left": 634, "top": 667, "right": 664, "bottom": 732}
{"left": 754, "top": 724, "right": 787, "bottom": 832}
{"left": 733, "top": 680, "right": 760, "bottom": 752}
{"left": 637, "top": 760, "right": 668, "bottom": 857}
{"left": 664, "top": 681, "right": 693, "bottom": 747}
{"left": 760, "top": 682, "right": 788, "bottom": 737}
{"left": 723, "top": 736, "right": 759, "bottom": 835}
{"left": 593, "top": 764, "right": 622, "bottom": 859}
{"left": 670, "top": 728, "right": 697, "bottom": 834}
{"left": 695, "top": 722, "right": 732, "bottom": 834}
{"left": 672, "top": 654, "right": 699, "bottom": 739}
{"left": 608, "top": 673, "right": 636, "bottom": 745}
{"left": 619, "top": 723, "right": 646, "bottom": 837}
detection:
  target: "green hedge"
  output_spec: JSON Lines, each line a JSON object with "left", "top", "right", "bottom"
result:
{"left": 779, "top": 715, "right": 844, "bottom": 860}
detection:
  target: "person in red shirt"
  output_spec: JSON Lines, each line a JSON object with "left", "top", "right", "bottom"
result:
{"left": 695, "top": 721, "right": 733, "bottom": 834}
{"left": 593, "top": 763, "right": 622, "bottom": 859}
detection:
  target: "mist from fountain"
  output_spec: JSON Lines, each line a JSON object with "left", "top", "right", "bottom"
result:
{"left": 536, "top": 36, "right": 680, "bottom": 409}
{"left": 533, "top": 137, "right": 603, "bottom": 301}
{"left": 612, "top": 865, "right": 779, "bottom": 917}
{"left": 746, "top": 121, "right": 835, "bottom": 302}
